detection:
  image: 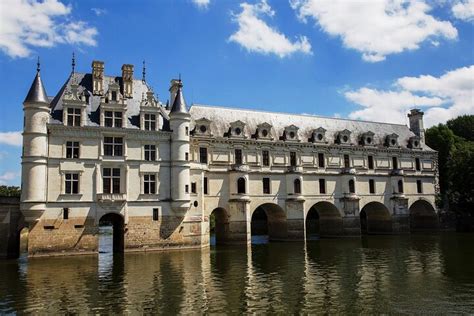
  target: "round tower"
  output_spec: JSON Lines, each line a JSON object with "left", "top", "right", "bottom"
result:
{"left": 169, "top": 79, "right": 191, "bottom": 212}
{"left": 21, "top": 60, "right": 50, "bottom": 222}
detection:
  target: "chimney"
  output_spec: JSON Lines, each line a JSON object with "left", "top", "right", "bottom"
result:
{"left": 121, "top": 64, "right": 134, "bottom": 98}
{"left": 169, "top": 79, "right": 181, "bottom": 108}
{"left": 408, "top": 109, "right": 425, "bottom": 143}
{"left": 92, "top": 60, "right": 104, "bottom": 95}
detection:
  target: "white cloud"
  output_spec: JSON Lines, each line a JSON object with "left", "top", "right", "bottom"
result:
{"left": 0, "top": 171, "right": 20, "bottom": 185}
{"left": 91, "top": 8, "right": 107, "bottom": 16}
{"left": 191, "top": 0, "right": 211, "bottom": 9}
{"left": 452, "top": 0, "right": 474, "bottom": 22}
{"left": 0, "top": 131, "right": 22, "bottom": 146}
{"left": 229, "top": 0, "right": 312, "bottom": 58}
{"left": 345, "top": 65, "right": 474, "bottom": 127}
{"left": 290, "top": 0, "right": 457, "bottom": 62}
{"left": 0, "top": 0, "right": 98, "bottom": 58}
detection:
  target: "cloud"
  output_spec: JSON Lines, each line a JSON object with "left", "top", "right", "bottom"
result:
{"left": 91, "top": 8, "right": 107, "bottom": 16}
{"left": 0, "top": 0, "right": 98, "bottom": 58}
{"left": 191, "top": 0, "right": 210, "bottom": 9}
{"left": 452, "top": 0, "right": 474, "bottom": 22}
{"left": 229, "top": 0, "right": 312, "bottom": 58}
{"left": 0, "top": 171, "right": 20, "bottom": 185}
{"left": 290, "top": 0, "right": 457, "bottom": 62}
{"left": 344, "top": 65, "right": 474, "bottom": 127}
{"left": 0, "top": 131, "right": 22, "bottom": 146}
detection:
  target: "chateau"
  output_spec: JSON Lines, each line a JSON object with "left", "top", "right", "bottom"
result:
{"left": 18, "top": 60, "right": 439, "bottom": 256}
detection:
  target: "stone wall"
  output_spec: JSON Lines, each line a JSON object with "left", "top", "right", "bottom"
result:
{"left": 0, "top": 196, "right": 22, "bottom": 258}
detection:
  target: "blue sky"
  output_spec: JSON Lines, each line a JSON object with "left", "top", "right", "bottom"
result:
{"left": 0, "top": 0, "right": 473, "bottom": 185}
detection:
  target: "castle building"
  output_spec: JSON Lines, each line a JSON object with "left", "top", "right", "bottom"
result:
{"left": 20, "top": 60, "right": 439, "bottom": 256}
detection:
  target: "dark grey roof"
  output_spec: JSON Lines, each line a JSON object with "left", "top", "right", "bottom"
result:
{"left": 170, "top": 82, "right": 187, "bottom": 114}
{"left": 24, "top": 71, "right": 49, "bottom": 104}
{"left": 189, "top": 104, "right": 434, "bottom": 151}
{"left": 49, "top": 73, "right": 169, "bottom": 129}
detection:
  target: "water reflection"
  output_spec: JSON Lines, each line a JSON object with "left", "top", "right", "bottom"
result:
{"left": 0, "top": 234, "right": 473, "bottom": 314}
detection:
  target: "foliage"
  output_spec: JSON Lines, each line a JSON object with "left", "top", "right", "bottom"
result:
{"left": 426, "top": 115, "right": 474, "bottom": 217}
{"left": 0, "top": 186, "right": 21, "bottom": 197}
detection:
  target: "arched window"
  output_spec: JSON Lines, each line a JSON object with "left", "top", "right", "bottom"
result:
{"left": 349, "top": 179, "right": 355, "bottom": 193}
{"left": 294, "top": 179, "right": 301, "bottom": 194}
{"left": 237, "top": 177, "right": 246, "bottom": 194}
{"left": 398, "top": 180, "right": 404, "bottom": 193}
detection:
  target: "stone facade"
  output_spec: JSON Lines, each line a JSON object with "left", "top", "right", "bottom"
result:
{"left": 17, "top": 60, "right": 439, "bottom": 257}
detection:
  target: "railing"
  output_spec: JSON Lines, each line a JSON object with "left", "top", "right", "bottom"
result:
{"left": 96, "top": 193, "right": 126, "bottom": 202}
{"left": 287, "top": 166, "right": 303, "bottom": 173}
{"left": 340, "top": 167, "right": 356, "bottom": 175}
{"left": 391, "top": 169, "right": 404, "bottom": 176}
{"left": 229, "top": 164, "right": 249, "bottom": 172}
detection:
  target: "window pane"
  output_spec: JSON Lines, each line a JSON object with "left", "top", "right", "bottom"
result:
{"left": 113, "top": 178, "right": 120, "bottom": 193}
{"left": 72, "top": 180, "right": 78, "bottom": 194}
{"left": 65, "top": 180, "right": 71, "bottom": 194}
{"left": 113, "top": 168, "right": 121, "bottom": 177}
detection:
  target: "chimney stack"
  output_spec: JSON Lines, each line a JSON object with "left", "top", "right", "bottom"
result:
{"left": 91, "top": 60, "right": 104, "bottom": 95}
{"left": 408, "top": 109, "right": 425, "bottom": 143}
{"left": 121, "top": 64, "right": 134, "bottom": 98}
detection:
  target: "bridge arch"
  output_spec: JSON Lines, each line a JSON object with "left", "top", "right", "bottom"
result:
{"left": 409, "top": 200, "right": 438, "bottom": 231}
{"left": 209, "top": 207, "right": 230, "bottom": 245}
{"left": 306, "top": 201, "right": 342, "bottom": 239}
{"left": 251, "top": 203, "right": 287, "bottom": 242}
{"left": 99, "top": 213, "right": 124, "bottom": 253}
{"left": 360, "top": 202, "right": 392, "bottom": 234}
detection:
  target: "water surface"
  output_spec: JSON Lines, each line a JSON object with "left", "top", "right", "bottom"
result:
{"left": 1, "top": 233, "right": 473, "bottom": 314}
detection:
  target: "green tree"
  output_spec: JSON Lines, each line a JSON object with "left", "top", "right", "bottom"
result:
{"left": 447, "top": 141, "right": 474, "bottom": 215}
{"left": 0, "top": 185, "right": 21, "bottom": 197}
{"left": 447, "top": 115, "right": 474, "bottom": 141}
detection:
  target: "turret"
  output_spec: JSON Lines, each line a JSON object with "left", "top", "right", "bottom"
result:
{"left": 408, "top": 109, "right": 425, "bottom": 143}
{"left": 169, "top": 79, "right": 191, "bottom": 212}
{"left": 21, "top": 59, "right": 50, "bottom": 222}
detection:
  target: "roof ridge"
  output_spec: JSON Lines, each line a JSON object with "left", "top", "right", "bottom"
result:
{"left": 190, "top": 103, "right": 409, "bottom": 127}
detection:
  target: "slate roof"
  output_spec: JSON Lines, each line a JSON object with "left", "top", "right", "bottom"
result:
{"left": 24, "top": 71, "right": 49, "bottom": 104}
{"left": 189, "top": 104, "right": 433, "bottom": 151}
{"left": 49, "top": 73, "right": 168, "bottom": 129}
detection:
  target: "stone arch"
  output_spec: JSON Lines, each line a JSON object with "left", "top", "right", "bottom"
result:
{"left": 360, "top": 202, "right": 392, "bottom": 234}
{"left": 99, "top": 213, "right": 125, "bottom": 253}
{"left": 17, "top": 226, "right": 29, "bottom": 258}
{"left": 409, "top": 200, "right": 438, "bottom": 231}
{"left": 251, "top": 203, "right": 287, "bottom": 241}
{"left": 306, "top": 201, "right": 343, "bottom": 238}
{"left": 209, "top": 207, "right": 230, "bottom": 245}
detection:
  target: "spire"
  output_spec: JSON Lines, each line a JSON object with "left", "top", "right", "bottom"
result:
{"left": 24, "top": 57, "right": 49, "bottom": 104}
{"left": 170, "top": 79, "right": 187, "bottom": 114}
{"left": 142, "top": 60, "right": 146, "bottom": 83}
{"left": 72, "top": 52, "right": 76, "bottom": 75}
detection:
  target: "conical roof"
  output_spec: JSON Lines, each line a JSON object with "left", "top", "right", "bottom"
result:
{"left": 24, "top": 70, "right": 48, "bottom": 104}
{"left": 170, "top": 81, "right": 187, "bottom": 114}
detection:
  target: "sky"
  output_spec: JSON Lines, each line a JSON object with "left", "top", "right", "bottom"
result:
{"left": 0, "top": 0, "right": 473, "bottom": 186}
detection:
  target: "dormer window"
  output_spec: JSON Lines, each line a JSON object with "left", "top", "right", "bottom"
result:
{"left": 194, "top": 118, "right": 212, "bottom": 137}
{"left": 408, "top": 136, "right": 421, "bottom": 149}
{"left": 66, "top": 108, "right": 81, "bottom": 126}
{"left": 336, "top": 129, "right": 351, "bottom": 145}
{"left": 360, "top": 131, "right": 375, "bottom": 146}
{"left": 229, "top": 120, "right": 246, "bottom": 138}
{"left": 386, "top": 133, "right": 399, "bottom": 147}
{"left": 111, "top": 91, "right": 117, "bottom": 101}
{"left": 104, "top": 111, "right": 123, "bottom": 128}
{"left": 144, "top": 114, "right": 156, "bottom": 131}
{"left": 257, "top": 122, "right": 273, "bottom": 140}
{"left": 106, "top": 81, "right": 122, "bottom": 103}
{"left": 283, "top": 125, "right": 299, "bottom": 141}
{"left": 311, "top": 127, "right": 326, "bottom": 143}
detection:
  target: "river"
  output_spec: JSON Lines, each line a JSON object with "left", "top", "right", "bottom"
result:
{"left": 1, "top": 233, "right": 473, "bottom": 314}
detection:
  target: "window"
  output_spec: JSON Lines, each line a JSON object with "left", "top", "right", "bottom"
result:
{"left": 66, "top": 141, "right": 80, "bottom": 159}
{"left": 392, "top": 157, "right": 398, "bottom": 170}
{"left": 294, "top": 179, "right": 301, "bottom": 194}
{"left": 185, "top": 153, "right": 189, "bottom": 161}
{"left": 65, "top": 173, "right": 79, "bottom": 194}
{"left": 318, "top": 153, "right": 325, "bottom": 168}
{"left": 153, "top": 208, "right": 159, "bottom": 221}
{"left": 263, "top": 178, "right": 270, "bottom": 194}
{"left": 67, "top": 108, "right": 81, "bottom": 126}
{"left": 319, "top": 179, "right": 326, "bottom": 194}
{"left": 185, "top": 185, "right": 189, "bottom": 193}
{"left": 415, "top": 158, "right": 421, "bottom": 171}
{"left": 349, "top": 179, "right": 355, "bottom": 194}
{"left": 111, "top": 91, "right": 117, "bottom": 101}
{"left": 104, "top": 111, "right": 123, "bottom": 128}
{"left": 368, "top": 155, "right": 374, "bottom": 170}
{"left": 237, "top": 177, "right": 246, "bottom": 194}
{"left": 191, "top": 182, "right": 197, "bottom": 194}
{"left": 185, "top": 127, "right": 189, "bottom": 136}
{"left": 63, "top": 208, "right": 69, "bottom": 220}
{"left": 290, "top": 151, "right": 297, "bottom": 166}
{"left": 235, "top": 149, "right": 243, "bottom": 165}
{"left": 144, "top": 114, "right": 156, "bottom": 131}
{"left": 104, "top": 137, "right": 123, "bottom": 156}
{"left": 417, "top": 180, "right": 423, "bottom": 193}
{"left": 103, "top": 168, "right": 121, "bottom": 194}
{"left": 144, "top": 174, "right": 156, "bottom": 194}
{"left": 144, "top": 145, "right": 156, "bottom": 161}
{"left": 398, "top": 180, "right": 404, "bottom": 193}
{"left": 203, "top": 177, "right": 209, "bottom": 195}
{"left": 199, "top": 147, "right": 208, "bottom": 164}
{"left": 344, "top": 154, "right": 350, "bottom": 168}
{"left": 369, "top": 179, "right": 375, "bottom": 194}
{"left": 262, "top": 150, "right": 270, "bottom": 166}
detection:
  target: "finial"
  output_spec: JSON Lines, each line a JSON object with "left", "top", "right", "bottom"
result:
{"left": 72, "top": 52, "right": 76, "bottom": 75}
{"left": 178, "top": 73, "right": 181, "bottom": 82}
{"left": 142, "top": 60, "right": 146, "bottom": 82}
{"left": 36, "top": 56, "right": 40, "bottom": 73}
